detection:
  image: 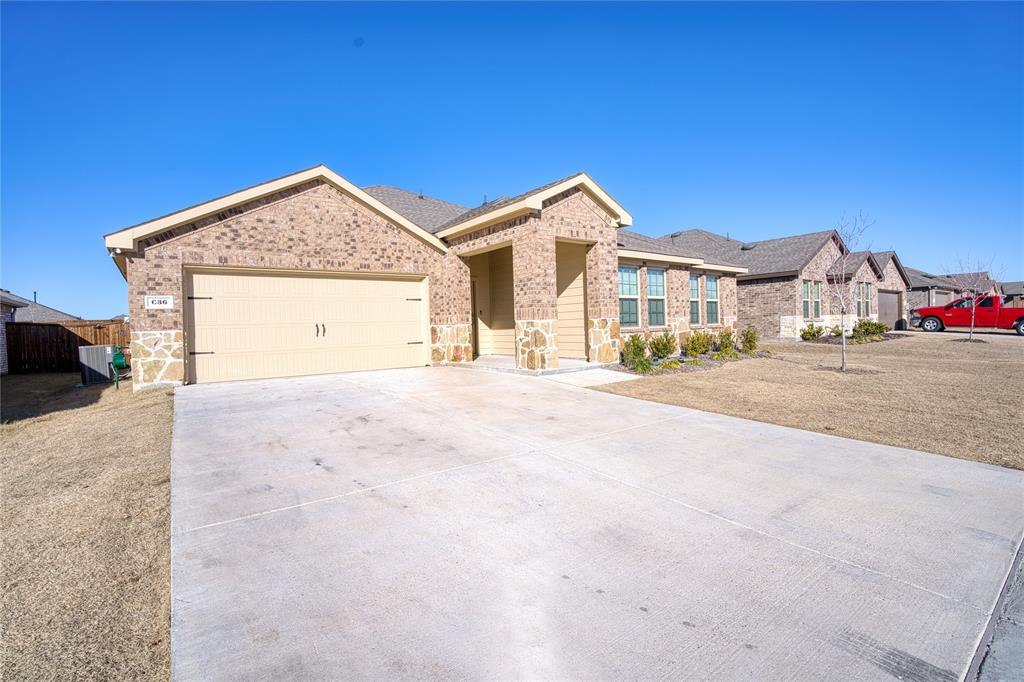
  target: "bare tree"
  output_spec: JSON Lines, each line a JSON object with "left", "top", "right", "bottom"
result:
{"left": 824, "top": 211, "right": 874, "bottom": 372}
{"left": 943, "top": 259, "right": 996, "bottom": 342}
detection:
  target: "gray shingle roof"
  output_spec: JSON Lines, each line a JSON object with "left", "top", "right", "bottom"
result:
{"left": 827, "top": 251, "right": 882, "bottom": 279}
{"left": 658, "top": 229, "right": 838, "bottom": 276}
{"left": 1000, "top": 281, "right": 1023, "bottom": 296}
{"left": 617, "top": 230, "right": 744, "bottom": 267}
{"left": 904, "top": 267, "right": 958, "bottom": 290}
{"left": 436, "top": 173, "right": 585, "bottom": 231}
{"left": 362, "top": 186, "right": 470, "bottom": 234}
{"left": 0, "top": 290, "right": 80, "bottom": 322}
{"left": 944, "top": 271, "right": 996, "bottom": 292}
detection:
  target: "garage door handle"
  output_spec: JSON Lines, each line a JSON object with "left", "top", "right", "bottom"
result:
{"left": 322, "top": 324, "right": 326, "bottom": 337}
{"left": 408, "top": 341, "right": 423, "bottom": 345}
{"left": 315, "top": 323, "right": 320, "bottom": 337}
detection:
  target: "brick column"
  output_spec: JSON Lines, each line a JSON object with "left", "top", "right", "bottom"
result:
{"left": 585, "top": 232, "right": 621, "bottom": 363}
{"left": 512, "top": 221, "right": 559, "bottom": 371}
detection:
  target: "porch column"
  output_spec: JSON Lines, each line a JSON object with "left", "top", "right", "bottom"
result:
{"left": 512, "top": 227, "right": 559, "bottom": 371}
{"left": 584, "top": 230, "right": 621, "bottom": 363}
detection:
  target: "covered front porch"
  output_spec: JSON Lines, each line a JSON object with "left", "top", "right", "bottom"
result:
{"left": 462, "top": 239, "right": 619, "bottom": 372}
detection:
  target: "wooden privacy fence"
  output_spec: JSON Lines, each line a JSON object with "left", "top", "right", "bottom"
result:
{"left": 5, "top": 320, "right": 131, "bottom": 373}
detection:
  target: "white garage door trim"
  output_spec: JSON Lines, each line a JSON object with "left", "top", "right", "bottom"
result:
{"left": 183, "top": 266, "right": 430, "bottom": 384}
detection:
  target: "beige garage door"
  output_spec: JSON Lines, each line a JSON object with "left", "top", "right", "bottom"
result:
{"left": 185, "top": 269, "right": 429, "bottom": 384}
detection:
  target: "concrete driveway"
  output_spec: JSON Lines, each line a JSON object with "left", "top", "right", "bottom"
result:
{"left": 171, "top": 367, "right": 1024, "bottom": 681}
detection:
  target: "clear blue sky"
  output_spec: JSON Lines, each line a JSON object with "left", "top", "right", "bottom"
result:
{"left": 2, "top": 2, "right": 1021, "bottom": 318}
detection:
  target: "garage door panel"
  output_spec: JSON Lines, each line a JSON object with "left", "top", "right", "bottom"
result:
{"left": 186, "top": 270, "right": 428, "bottom": 384}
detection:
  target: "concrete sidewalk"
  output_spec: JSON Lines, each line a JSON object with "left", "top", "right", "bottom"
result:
{"left": 170, "top": 367, "right": 1024, "bottom": 680}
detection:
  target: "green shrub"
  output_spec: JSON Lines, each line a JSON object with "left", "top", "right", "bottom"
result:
{"left": 660, "top": 359, "right": 681, "bottom": 369}
{"left": 852, "top": 319, "right": 890, "bottom": 339}
{"left": 632, "top": 354, "right": 655, "bottom": 374}
{"left": 684, "top": 330, "right": 714, "bottom": 357}
{"left": 829, "top": 325, "right": 843, "bottom": 337}
{"left": 686, "top": 358, "right": 702, "bottom": 366}
{"left": 648, "top": 330, "right": 678, "bottom": 359}
{"left": 739, "top": 325, "right": 759, "bottom": 354}
{"left": 622, "top": 334, "right": 649, "bottom": 370}
{"left": 800, "top": 322, "right": 825, "bottom": 341}
{"left": 715, "top": 328, "right": 739, "bottom": 358}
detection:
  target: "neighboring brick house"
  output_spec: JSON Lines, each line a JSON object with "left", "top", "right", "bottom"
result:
{"left": 869, "top": 251, "right": 912, "bottom": 329}
{"left": 1000, "top": 281, "right": 1024, "bottom": 307}
{"left": 0, "top": 292, "right": 27, "bottom": 376}
{"left": 105, "top": 165, "right": 751, "bottom": 389}
{"left": 905, "top": 267, "right": 961, "bottom": 309}
{"left": 657, "top": 229, "right": 908, "bottom": 338}
{"left": 0, "top": 289, "right": 80, "bottom": 323}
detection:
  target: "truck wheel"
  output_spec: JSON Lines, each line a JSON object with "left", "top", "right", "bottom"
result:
{"left": 1015, "top": 320, "right": 1024, "bottom": 336}
{"left": 921, "top": 317, "right": 943, "bottom": 332}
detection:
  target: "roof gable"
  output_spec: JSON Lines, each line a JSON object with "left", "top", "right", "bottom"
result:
{"left": 105, "top": 165, "right": 449, "bottom": 255}
{"left": 434, "top": 172, "right": 632, "bottom": 238}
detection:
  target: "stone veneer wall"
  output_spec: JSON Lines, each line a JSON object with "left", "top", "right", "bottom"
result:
{"left": 588, "top": 318, "right": 620, "bottom": 362}
{"left": 126, "top": 180, "right": 472, "bottom": 389}
{"left": 431, "top": 323, "right": 472, "bottom": 364}
{"left": 515, "top": 319, "right": 557, "bottom": 370}
{"left": 131, "top": 330, "right": 184, "bottom": 387}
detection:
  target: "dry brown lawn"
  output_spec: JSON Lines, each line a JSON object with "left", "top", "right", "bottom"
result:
{"left": 599, "top": 333, "right": 1024, "bottom": 470}
{"left": 1, "top": 373, "right": 173, "bottom": 680}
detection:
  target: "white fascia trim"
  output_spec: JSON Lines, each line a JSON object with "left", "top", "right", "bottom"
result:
{"left": 436, "top": 173, "right": 633, "bottom": 240}
{"left": 617, "top": 249, "right": 703, "bottom": 266}
{"left": 104, "top": 165, "right": 448, "bottom": 253}
{"left": 693, "top": 263, "right": 749, "bottom": 274}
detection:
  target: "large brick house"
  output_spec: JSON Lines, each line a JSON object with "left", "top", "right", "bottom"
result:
{"left": 657, "top": 229, "right": 911, "bottom": 337}
{"left": 105, "top": 165, "right": 746, "bottom": 389}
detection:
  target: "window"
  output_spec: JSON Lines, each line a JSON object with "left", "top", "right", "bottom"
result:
{"left": 978, "top": 297, "right": 994, "bottom": 308}
{"left": 706, "top": 275, "right": 720, "bottom": 325}
{"left": 647, "top": 268, "right": 666, "bottom": 326}
{"left": 856, "top": 282, "right": 872, "bottom": 318}
{"left": 689, "top": 274, "right": 701, "bottom": 325}
{"left": 802, "top": 280, "right": 811, "bottom": 319}
{"left": 813, "top": 281, "right": 821, "bottom": 318}
{"left": 619, "top": 265, "right": 638, "bottom": 327}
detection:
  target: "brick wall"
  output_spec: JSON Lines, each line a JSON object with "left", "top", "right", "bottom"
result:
{"left": 0, "top": 304, "right": 14, "bottom": 375}
{"left": 736, "top": 276, "right": 793, "bottom": 338}
{"left": 128, "top": 181, "right": 467, "bottom": 331}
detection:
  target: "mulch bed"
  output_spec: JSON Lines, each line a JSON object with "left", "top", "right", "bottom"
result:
{"left": 612, "top": 350, "right": 771, "bottom": 376}
{"left": 811, "top": 332, "right": 905, "bottom": 345}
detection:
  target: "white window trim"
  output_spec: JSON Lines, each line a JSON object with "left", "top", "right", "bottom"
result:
{"left": 813, "top": 280, "right": 821, "bottom": 319}
{"left": 619, "top": 265, "right": 639, "bottom": 328}
{"left": 802, "top": 279, "right": 811, "bottom": 319}
{"left": 706, "top": 275, "right": 720, "bottom": 325}
{"left": 689, "top": 274, "right": 701, "bottom": 326}
{"left": 647, "top": 267, "right": 666, "bottom": 327}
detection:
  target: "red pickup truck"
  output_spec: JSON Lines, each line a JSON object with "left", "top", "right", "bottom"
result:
{"left": 912, "top": 295, "right": 1024, "bottom": 335}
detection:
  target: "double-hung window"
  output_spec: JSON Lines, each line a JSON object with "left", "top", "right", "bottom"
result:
{"left": 804, "top": 280, "right": 822, "bottom": 318}
{"left": 689, "top": 274, "right": 701, "bottom": 325}
{"left": 618, "top": 265, "right": 639, "bottom": 327}
{"left": 706, "top": 275, "right": 720, "bottom": 325}
{"left": 856, "top": 282, "right": 872, "bottom": 318}
{"left": 647, "top": 268, "right": 666, "bottom": 326}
